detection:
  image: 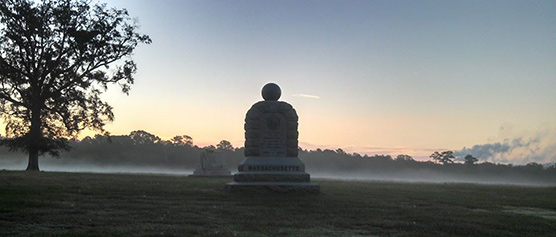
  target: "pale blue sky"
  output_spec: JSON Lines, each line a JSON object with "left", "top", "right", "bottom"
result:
{"left": 98, "top": 0, "right": 556, "bottom": 162}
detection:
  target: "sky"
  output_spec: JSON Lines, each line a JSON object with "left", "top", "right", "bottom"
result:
{"left": 87, "top": 0, "right": 555, "bottom": 163}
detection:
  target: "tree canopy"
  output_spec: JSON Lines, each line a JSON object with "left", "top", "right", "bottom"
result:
{"left": 170, "top": 135, "right": 193, "bottom": 147}
{"left": 464, "top": 154, "right": 479, "bottom": 166}
{"left": 396, "top": 154, "right": 414, "bottom": 161}
{"left": 216, "top": 140, "right": 234, "bottom": 151}
{"left": 0, "top": 0, "right": 150, "bottom": 170}
{"left": 430, "top": 151, "right": 455, "bottom": 165}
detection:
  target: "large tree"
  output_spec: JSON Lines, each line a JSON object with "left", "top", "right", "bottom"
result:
{"left": 0, "top": 0, "right": 151, "bottom": 171}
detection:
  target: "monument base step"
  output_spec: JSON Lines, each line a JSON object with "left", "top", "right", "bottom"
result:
{"left": 189, "top": 174, "right": 232, "bottom": 178}
{"left": 226, "top": 182, "right": 320, "bottom": 193}
{"left": 233, "top": 172, "right": 310, "bottom": 182}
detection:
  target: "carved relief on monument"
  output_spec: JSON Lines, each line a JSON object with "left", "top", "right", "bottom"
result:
{"left": 244, "top": 101, "right": 298, "bottom": 157}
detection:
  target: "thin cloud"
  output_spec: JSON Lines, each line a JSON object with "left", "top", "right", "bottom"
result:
{"left": 292, "top": 94, "right": 320, "bottom": 99}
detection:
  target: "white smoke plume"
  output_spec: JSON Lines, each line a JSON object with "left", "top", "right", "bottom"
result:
{"left": 455, "top": 129, "right": 556, "bottom": 165}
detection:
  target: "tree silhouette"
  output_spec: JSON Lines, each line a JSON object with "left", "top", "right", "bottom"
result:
{"left": 0, "top": 0, "right": 151, "bottom": 171}
{"left": 524, "top": 162, "right": 544, "bottom": 171}
{"left": 464, "top": 154, "right": 478, "bottom": 166}
{"left": 129, "top": 130, "right": 160, "bottom": 145}
{"left": 170, "top": 135, "right": 193, "bottom": 147}
{"left": 430, "top": 151, "right": 455, "bottom": 165}
{"left": 396, "top": 154, "right": 414, "bottom": 161}
{"left": 336, "top": 148, "right": 347, "bottom": 155}
{"left": 216, "top": 140, "right": 234, "bottom": 151}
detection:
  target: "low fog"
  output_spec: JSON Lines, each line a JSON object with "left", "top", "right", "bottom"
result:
{"left": 1, "top": 132, "right": 555, "bottom": 187}
{"left": 2, "top": 159, "right": 554, "bottom": 187}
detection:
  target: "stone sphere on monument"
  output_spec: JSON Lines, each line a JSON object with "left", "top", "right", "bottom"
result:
{"left": 261, "top": 83, "right": 281, "bottom": 101}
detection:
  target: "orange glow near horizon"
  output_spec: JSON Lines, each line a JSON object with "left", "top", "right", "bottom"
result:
{"left": 1, "top": 0, "right": 555, "bottom": 165}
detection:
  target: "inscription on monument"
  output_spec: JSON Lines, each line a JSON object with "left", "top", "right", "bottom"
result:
{"left": 259, "top": 113, "right": 287, "bottom": 157}
{"left": 247, "top": 165, "right": 300, "bottom": 171}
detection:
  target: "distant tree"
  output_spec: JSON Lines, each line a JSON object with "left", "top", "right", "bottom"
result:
{"left": 0, "top": 0, "right": 151, "bottom": 171}
{"left": 546, "top": 163, "right": 556, "bottom": 173}
{"left": 202, "top": 145, "right": 216, "bottom": 151}
{"left": 170, "top": 135, "right": 193, "bottom": 147}
{"left": 216, "top": 140, "right": 233, "bottom": 151}
{"left": 336, "top": 148, "right": 346, "bottom": 155}
{"left": 372, "top": 154, "right": 393, "bottom": 161}
{"left": 93, "top": 134, "right": 111, "bottom": 143}
{"left": 464, "top": 154, "right": 478, "bottom": 166}
{"left": 80, "top": 136, "right": 93, "bottom": 144}
{"left": 396, "top": 154, "right": 414, "bottom": 161}
{"left": 129, "top": 130, "right": 160, "bottom": 145}
{"left": 524, "top": 162, "right": 544, "bottom": 171}
{"left": 322, "top": 149, "right": 335, "bottom": 155}
{"left": 430, "top": 151, "right": 455, "bottom": 165}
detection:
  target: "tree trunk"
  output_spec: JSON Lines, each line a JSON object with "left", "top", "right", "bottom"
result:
{"left": 26, "top": 97, "right": 43, "bottom": 172}
{"left": 26, "top": 148, "right": 39, "bottom": 171}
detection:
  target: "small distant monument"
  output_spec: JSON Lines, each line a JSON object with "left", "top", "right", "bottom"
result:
{"left": 190, "top": 149, "right": 231, "bottom": 177}
{"left": 226, "top": 83, "right": 319, "bottom": 192}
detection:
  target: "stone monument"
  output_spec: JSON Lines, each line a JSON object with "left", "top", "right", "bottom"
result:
{"left": 226, "top": 83, "right": 319, "bottom": 192}
{"left": 190, "top": 150, "right": 231, "bottom": 177}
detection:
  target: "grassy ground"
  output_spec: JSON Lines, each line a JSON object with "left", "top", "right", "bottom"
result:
{"left": 1, "top": 171, "right": 555, "bottom": 236}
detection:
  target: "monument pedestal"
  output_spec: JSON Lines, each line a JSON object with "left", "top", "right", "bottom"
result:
{"left": 226, "top": 156, "right": 319, "bottom": 193}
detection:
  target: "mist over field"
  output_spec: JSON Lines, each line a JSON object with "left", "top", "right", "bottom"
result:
{"left": 1, "top": 133, "right": 555, "bottom": 187}
{"left": 2, "top": 159, "right": 554, "bottom": 187}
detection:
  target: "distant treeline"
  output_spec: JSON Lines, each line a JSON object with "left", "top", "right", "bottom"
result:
{"left": 1, "top": 130, "right": 555, "bottom": 184}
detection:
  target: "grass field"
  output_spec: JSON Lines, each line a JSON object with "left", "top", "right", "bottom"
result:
{"left": 1, "top": 171, "right": 555, "bottom": 236}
